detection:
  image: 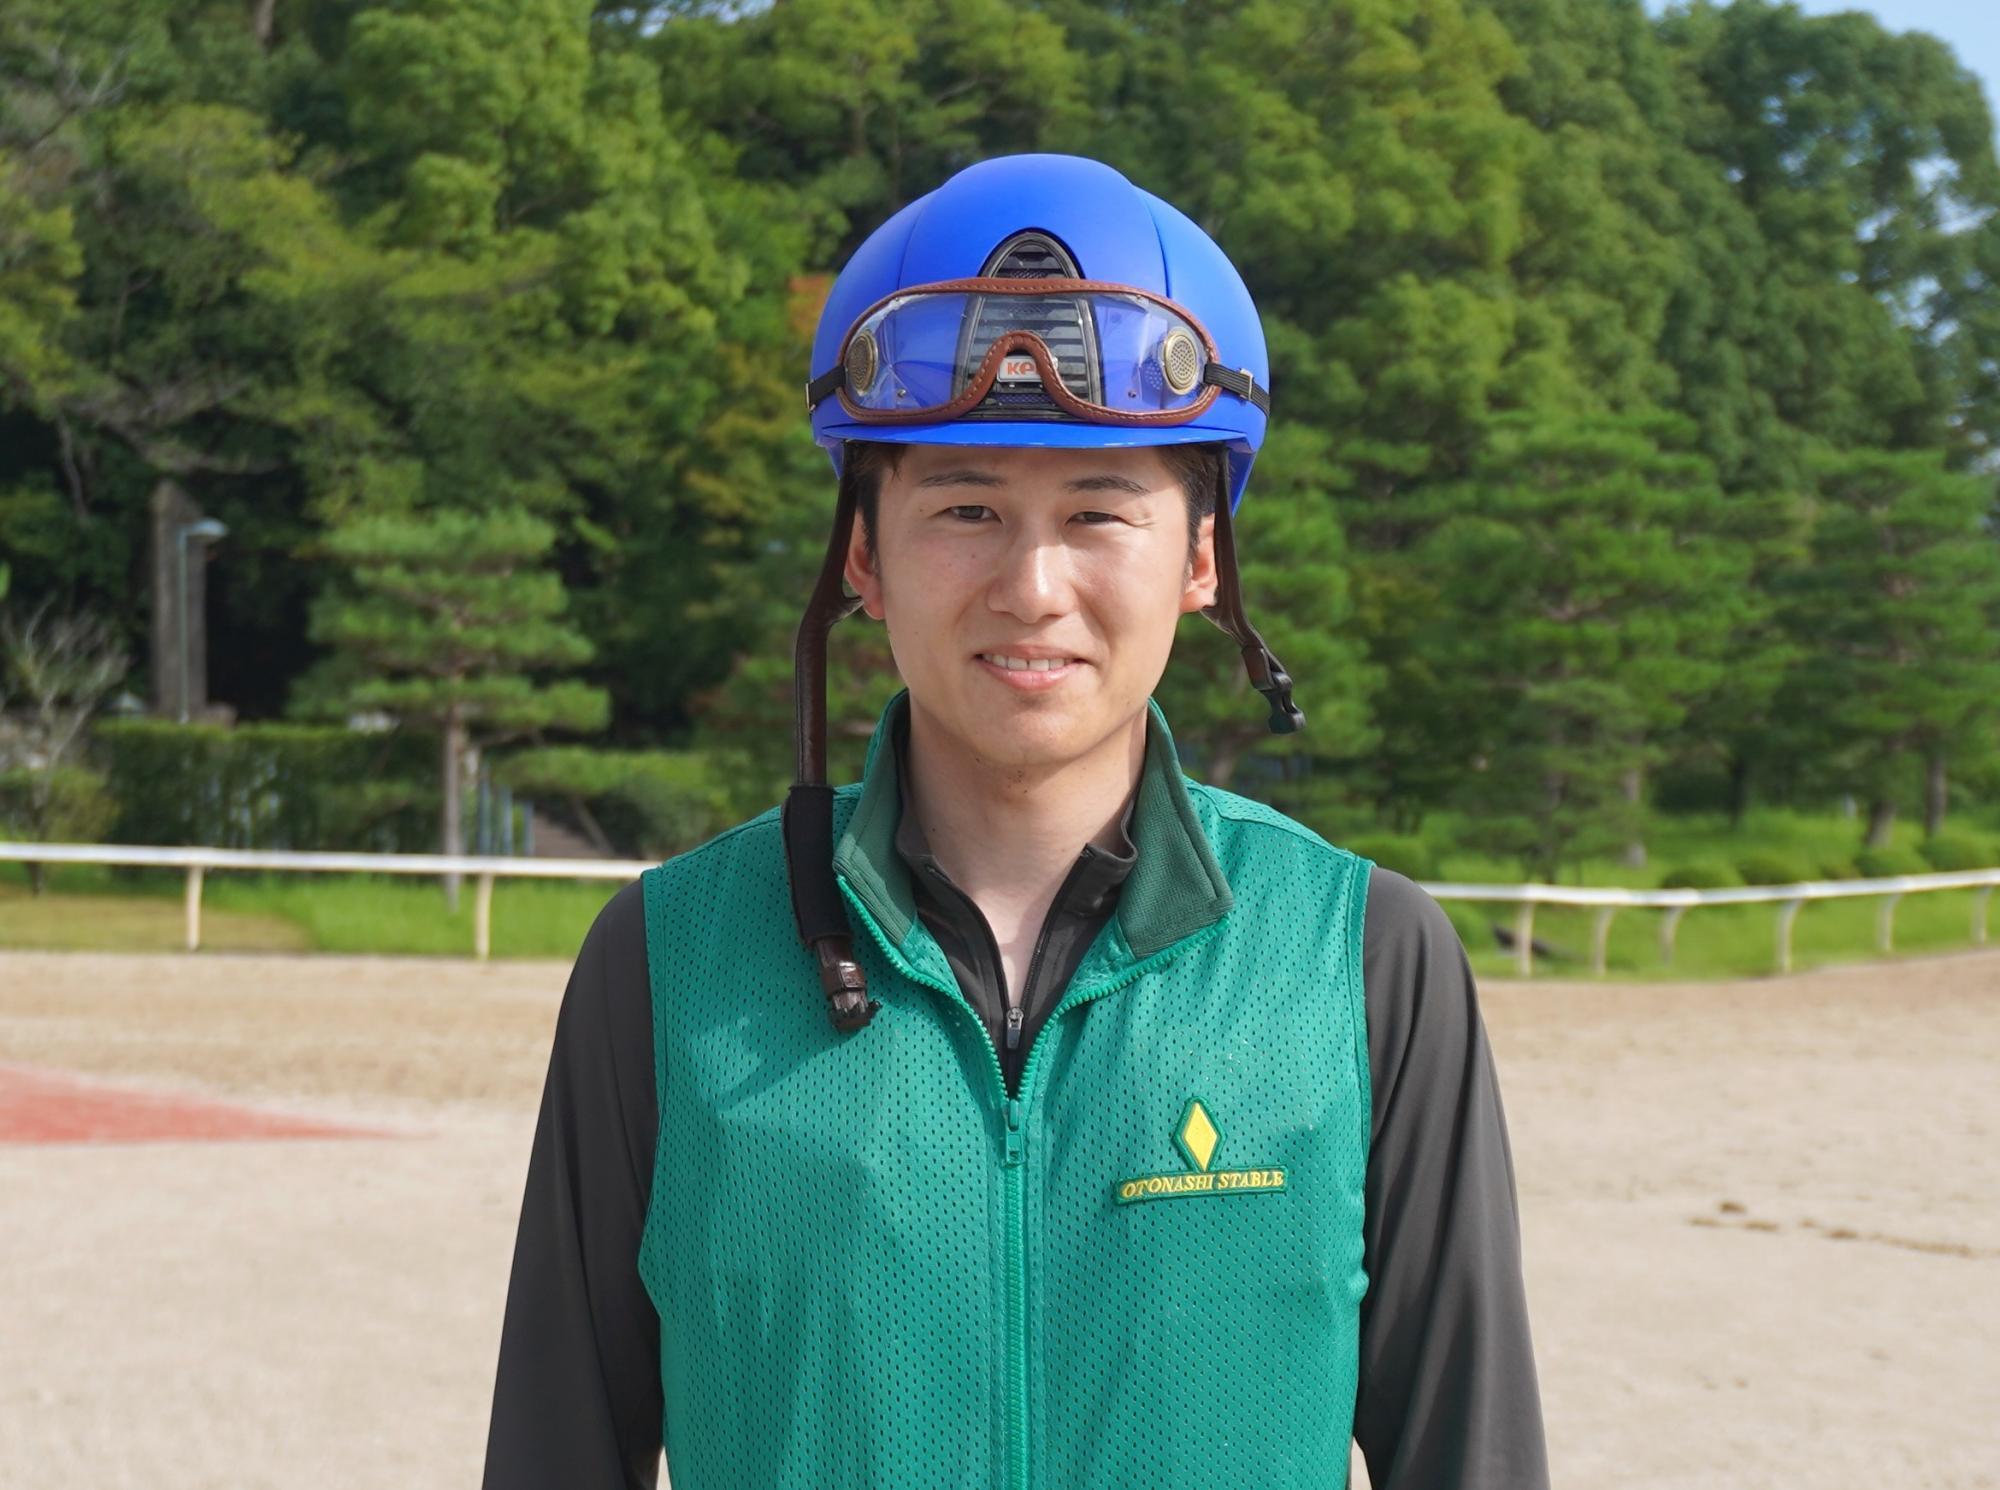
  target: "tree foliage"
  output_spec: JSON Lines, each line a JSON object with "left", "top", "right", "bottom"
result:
{"left": 2, "top": 0, "right": 1998, "bottom": 867}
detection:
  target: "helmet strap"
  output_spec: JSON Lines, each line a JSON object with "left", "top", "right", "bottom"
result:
{"left": 1200, "top": 464, "right": 1306, "bottom": 735}
{"left": 783, "top": 462, "right": 879, "bottom": 1032}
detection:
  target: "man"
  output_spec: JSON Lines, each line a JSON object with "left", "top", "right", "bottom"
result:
{"left": 483, "top": 153, "right": 1548, "bottom": 1488}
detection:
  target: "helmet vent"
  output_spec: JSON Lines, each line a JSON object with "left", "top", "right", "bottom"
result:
{"left": 983, "top": 231, "right": 1080, "bottom": 279}
{"left": 959, "top": 232, "right": 1099, "bottom": 411}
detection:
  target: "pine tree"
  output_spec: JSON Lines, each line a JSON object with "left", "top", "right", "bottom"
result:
{"left": 298, "top": 507, "right": 608, "bottom": 906}
{"left": 1408, "top": 411, "right": 1749, "bottom": 876}
{"left": 1772, "top": 447, "right": 2000, "bottom": 845}
{"left": 1155, "top": 424, "right": 1380, "bottom": 793}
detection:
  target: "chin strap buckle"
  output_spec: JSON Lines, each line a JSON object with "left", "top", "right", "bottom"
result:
{"left": 1241, "top": 641, "right": 1305, "bottom": 735}
{"left": 815, "top": 940, "right": 879, "bottom": 1031}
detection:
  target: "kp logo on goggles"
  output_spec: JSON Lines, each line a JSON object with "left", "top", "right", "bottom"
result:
{"left": 1113, "top": 1097, "right": 1287, "bottom": 1206}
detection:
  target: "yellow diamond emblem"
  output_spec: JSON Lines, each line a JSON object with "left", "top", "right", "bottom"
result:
{"left": 1178, "top": 1100, "right": 1220, "bottom": 1172}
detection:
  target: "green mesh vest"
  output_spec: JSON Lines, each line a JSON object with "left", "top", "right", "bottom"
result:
{"left": 638, "top": 691, "right": 1373, "bottom": 1489}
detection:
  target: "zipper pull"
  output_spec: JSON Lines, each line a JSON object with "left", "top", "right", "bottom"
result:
{"left": 1005, "top": 1005, "right": 1023, "bottom": 1050}
{"left": 1003, "top": 1097, "right": 1025, "bottom": 1166}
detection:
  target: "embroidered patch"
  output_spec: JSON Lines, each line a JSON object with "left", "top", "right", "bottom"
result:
{"left": 1113, "top": 1096, "right": 1287, "bottom": 1205}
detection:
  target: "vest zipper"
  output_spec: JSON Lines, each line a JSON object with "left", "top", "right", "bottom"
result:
{"left": 837, "top": 880, "right": 1028, "bottom": 1488}
{"left": 835, "top": 876, "right": 1231, "bottom": 1490}
{"left": 1003, "top": 1096, "right": 1027, "bottom": 1490}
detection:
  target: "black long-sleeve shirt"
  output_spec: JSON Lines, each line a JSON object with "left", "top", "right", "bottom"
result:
{"left": 482, "top": 810, "right": 1549, "bottom": 1487}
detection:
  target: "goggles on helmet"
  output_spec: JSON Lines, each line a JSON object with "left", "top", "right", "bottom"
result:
{"left": 806, "top": 277, "right": 1270, "bottom": 426}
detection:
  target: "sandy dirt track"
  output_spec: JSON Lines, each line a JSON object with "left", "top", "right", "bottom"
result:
{"left": 2, "top": 943, "right": 1997, "bottom": 1489}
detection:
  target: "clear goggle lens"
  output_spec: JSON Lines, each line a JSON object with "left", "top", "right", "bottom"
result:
{"left": 837, "top": 284, "right": 1217, "bottom": 419}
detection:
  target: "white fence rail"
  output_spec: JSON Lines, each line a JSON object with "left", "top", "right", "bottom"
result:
{"left": 1424, "top": 872, "right": 1999, "bottom": 975}
{"left": 0, "top": 841, "right": 648, "bottom": 960}
{"left": 2, "top": 841, "right": 1996, "bottom": 974}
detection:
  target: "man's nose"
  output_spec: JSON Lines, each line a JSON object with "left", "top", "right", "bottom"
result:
{"left": 986, "top": 528, "right": 1076, "bottom": 623}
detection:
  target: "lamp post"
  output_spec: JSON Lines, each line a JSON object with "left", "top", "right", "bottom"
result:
{"left": 175, "top": 517, "right": 227, "bottom": 724}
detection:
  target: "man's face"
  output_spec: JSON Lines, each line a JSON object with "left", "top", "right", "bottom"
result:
{"left": 843, "top": 443, "right": 1218, "bottom": 773}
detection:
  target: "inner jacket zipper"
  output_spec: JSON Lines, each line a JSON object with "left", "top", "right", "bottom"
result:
{"left": 920, "top": 848, "right": 1097, "bottom": 1097}
{"left": 837, "top": 874, "right": 1229, "bottom": 1490}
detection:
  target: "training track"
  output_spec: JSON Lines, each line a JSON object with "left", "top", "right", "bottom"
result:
{"left": 1, "top": 942, "right": 1995, "bottom": 1488}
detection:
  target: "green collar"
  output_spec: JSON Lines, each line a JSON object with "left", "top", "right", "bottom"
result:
{"left": 832, "top": 690, "right": 1233, "bottom": 963}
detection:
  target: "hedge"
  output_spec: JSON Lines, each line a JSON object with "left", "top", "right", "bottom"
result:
{"left": 92, "top": 719, "right": 437, "bottom": 851}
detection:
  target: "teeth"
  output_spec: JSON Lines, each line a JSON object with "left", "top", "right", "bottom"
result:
{"left": 982, "top": 654, "right": 1071, "bottom": 671}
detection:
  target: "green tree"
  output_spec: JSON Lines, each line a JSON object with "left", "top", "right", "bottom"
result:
{"left": 1156, "top": 425, "right": 1380, "bottom": 792}
{"left": 688, "top": 464, "right": 908, "bottom": 818}
{"left": 0, "top": 12, "right": 87, "bottom": 417}
{"left": 1771, "top": 447, "right": 2000, "bottom": 845}
{"left": 1407, "top": 411, "right": 1749, "bottom": 876}
{"left": 1657, "top": 0, "right": 2000, "bottom": 464}
{"left": 0, "top": 598, "right": 126, "bottom": 891}
{"left": 297, "top": 507, "right": 609, "bottom": 905}
{"left": 648, "top": 0, "right": 1087, "bottom": 245}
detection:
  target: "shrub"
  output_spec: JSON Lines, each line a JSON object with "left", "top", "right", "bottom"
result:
{"left": 495, "top": 746, "right": 740, "bottom": 859}
{"left": 0, "top": 765, "right": 119, "bottom": 894}
{"left": 92, "top": 720, "right": 437, "bottom": 851}
{"left": 1659, "top": 860, "right": 1744, "bottom": 890}
{"left": 0, "top": 765, "right": 118, "bottom": 842}
{"left": 1817, "top": 857, "right": 1859, "bottom": 881}
{"left": 1735, "top": 851, "right": 1814, "bottom": 886}
{"left": 1917, "top": 832, "right": 1998, "bottom": 872}
{"left": 1340, "top": 833, "right": 1440, "bottom": 882}
{"left": 1854, "top": 846, "right": 1929, "bottom": 880}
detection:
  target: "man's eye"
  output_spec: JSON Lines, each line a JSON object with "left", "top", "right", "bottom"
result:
{"left": 1074, "top": 511, "right": 1118, "bottom": 524}
{"left": 946, "top": 505, "right": 991, "bottom": 522}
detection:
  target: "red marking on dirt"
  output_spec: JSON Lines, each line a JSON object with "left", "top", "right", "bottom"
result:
{"left": 0, "top": 1065, "right": 391, "bottom": 1145}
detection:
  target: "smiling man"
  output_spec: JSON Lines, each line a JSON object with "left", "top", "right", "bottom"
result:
{"left": 836, "top": 440, "right": 1219, "bottom": 1088}
{"left": 482, "top": 154, "right": 1549, "bottom": 1490}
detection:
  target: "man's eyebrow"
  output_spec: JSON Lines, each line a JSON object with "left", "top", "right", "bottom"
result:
{"left": 1063, "top": 474, "right": 1150, "bottom": 494}
{"left": 914, "top": 469, "right": 1006, "bottom": 488}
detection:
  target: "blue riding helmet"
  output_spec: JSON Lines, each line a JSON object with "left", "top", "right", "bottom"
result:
{"left": 807, "top": 153, "right": 1270, "bottom": 514}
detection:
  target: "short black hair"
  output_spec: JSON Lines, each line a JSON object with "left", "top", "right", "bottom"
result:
{"left": 845, "top": 440, "right": 1222, "bottom": 570}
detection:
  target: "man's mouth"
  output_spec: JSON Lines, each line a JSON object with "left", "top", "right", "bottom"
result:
{"left": 975, "top": 653, "right": 1082, "bottom": 673}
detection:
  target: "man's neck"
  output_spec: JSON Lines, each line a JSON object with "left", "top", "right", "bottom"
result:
{"left": 902, "top": 699, "right": 1145, "bottom": 911}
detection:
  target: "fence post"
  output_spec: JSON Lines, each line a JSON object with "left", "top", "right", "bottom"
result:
{"left": 474, "top": 870, "right": 495, "bottom": 960}
{"left": 1975, "top": 887, "right": 1994, "bottom": 946}
{"left": 1775, "top": 898, "right": 1803, "bottom": 975}
{"left": 1513, "top": 901, "right": 1535, "bottom": 978}
{"left": 1590, "top": 907, "right": 1616, "bottom": 976}
{"left": 1659, "top": 905, "right": 1687, "bottom": 966}
{"left": 184, "top": 865, "right": 204, "bottom": 951}
{"left": 1877, "top": 893, "right": 1902, "bottom": 954}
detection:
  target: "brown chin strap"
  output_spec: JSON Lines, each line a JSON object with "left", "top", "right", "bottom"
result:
{"left": 782, "top": 463, "right": 881, "bottom": 1033}
{"left": 783, "top": 453, "right": 1302, "bottom": 1034}
{"left": 1200, "top": 461, "right": 1306, "bottom": 736}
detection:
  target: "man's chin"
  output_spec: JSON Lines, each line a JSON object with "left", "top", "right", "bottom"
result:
{"left": 946, "top": 706, "right": 1115, "bottom": 773}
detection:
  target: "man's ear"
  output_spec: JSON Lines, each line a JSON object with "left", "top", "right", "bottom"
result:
{"left": 843, "top": 509, "right": 886, "bottom": 621}
{"left": 1180, "top": 510, "right": 1219, "bottom": 614}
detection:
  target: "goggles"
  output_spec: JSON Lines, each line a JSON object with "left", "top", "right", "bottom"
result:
{"left": 806, "top": 277, "right": 1269, "bottom": 426}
